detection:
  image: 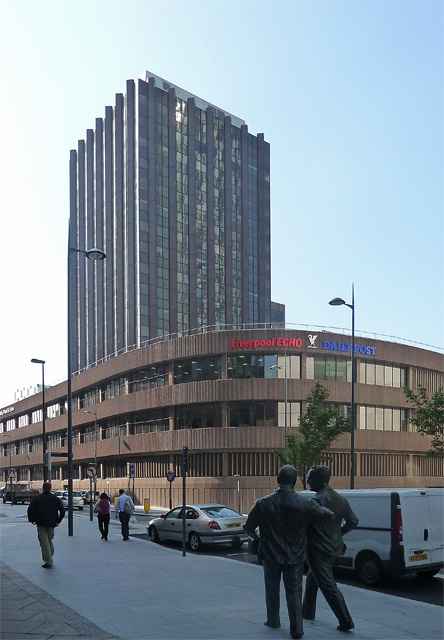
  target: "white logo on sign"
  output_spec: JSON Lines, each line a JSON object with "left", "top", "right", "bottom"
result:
{"left": 308, "top": 334, "right": 318, "bottom": 349}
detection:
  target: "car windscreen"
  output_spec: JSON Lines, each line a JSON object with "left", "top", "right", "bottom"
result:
{"left": 200, "top": 506, "right": 240, "bottom": 518}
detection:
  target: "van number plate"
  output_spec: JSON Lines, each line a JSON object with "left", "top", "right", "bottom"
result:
{"left": 409, "top": 554, "right": 428, "bottom": 562}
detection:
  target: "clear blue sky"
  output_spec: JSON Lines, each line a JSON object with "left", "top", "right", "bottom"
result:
{"left": 0, "top": 0, "right": 442, "bottom": 408}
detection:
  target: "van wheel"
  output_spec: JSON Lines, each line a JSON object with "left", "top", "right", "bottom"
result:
{"left": 189, "top": 532, "right": 202, "bottom": 551}
{"left": 415, "top": 569, "right": 440, "bottom": 580}
{"left": 356, "top": 553, "right": 384, "bottom": 586}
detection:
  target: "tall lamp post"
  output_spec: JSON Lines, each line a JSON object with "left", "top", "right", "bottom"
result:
{"left": 329, "top": 284, "right": 355, "bottom": 489}
{"left": 31, "top": 359, "right": 46, "bottom": 481}
{"left": 67, "top": 245, "right": 105, "bottom": 536}
{"left": 3, "top": 434, "right": 14, "bottom": 506}
{"left": 270, "top": 350, "right": 288, "bottom": 461}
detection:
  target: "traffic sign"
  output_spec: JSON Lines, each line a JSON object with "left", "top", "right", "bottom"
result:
{"left": 166, "top": 470, "right": 175, "bottom": 483}
{"left": 8, "top": 468, "right": 16, "bottom": 479}
{"left": 86, "top": 464, "right": 97, "bottom": 478}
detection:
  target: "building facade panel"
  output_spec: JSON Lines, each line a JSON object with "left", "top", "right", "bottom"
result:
{"left": 2, "top": 329, "right": 442, "bottom": 510}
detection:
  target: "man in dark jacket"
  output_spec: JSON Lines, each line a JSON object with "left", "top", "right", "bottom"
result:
{"left": 244, "top": 465, "right": 333, "bottom": 639}
{"left": 302, "top": 465, "right": 358, "bottom": 631}
{"left": 28, "top": 482, "right": 65, "bottom": 568}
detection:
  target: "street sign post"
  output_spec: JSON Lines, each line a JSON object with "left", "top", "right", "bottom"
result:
{"left": 86, "top": 464, "right": 98, "bottom": 522}
{"left": 8, "top": 469, "right": 16, "bottom": 507}
{"left": 127, "top": 462, "right": 135, "bottom": 500}
{"left": 166, "top": 470, "right": 175, "bottom": 509}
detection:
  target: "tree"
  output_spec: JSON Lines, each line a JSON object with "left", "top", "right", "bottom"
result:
{"left": 403, "top": 385, "right": 444, "bottom": 457}
{"left": 275, "top": 381, "right": 350, "bottom": 489}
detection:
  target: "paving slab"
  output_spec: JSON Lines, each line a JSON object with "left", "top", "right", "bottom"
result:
{"left": 1, "top": 503, "right": 443, "bottom": 640}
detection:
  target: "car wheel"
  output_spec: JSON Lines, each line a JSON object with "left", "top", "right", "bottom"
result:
{"left": 356, "top": 552, "right": 384, "bottom": 586}
{"left": 149, "top": 526, "right": 160, "bottom": 543}
{"left": 230, "top": 537, "right": 244, "bottom": 548}
{"left": 189, "top": 532, "right": 202, "bottom": 551}
{"left": 2, "top": 497, "right": 6, "bottom": 504}
{"left": 78, "top": 507, "right": 83, "bottom": 510}
{"left": 415, "top": 569, "right": 440, "bottom": 580}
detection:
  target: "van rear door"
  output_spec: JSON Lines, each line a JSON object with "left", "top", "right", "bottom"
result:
{"left": 426, "top": 491, "right": 444, "bottom": 566}
{"left": 399, "top": 491, "right": 433, "bottom": 570}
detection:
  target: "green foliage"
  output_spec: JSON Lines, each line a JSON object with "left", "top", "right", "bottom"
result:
{"left": 275, "top": 381, "right": 350, "bottom": 489}
{"left": 403, "top": 385, "right": 444, "bottom": 457}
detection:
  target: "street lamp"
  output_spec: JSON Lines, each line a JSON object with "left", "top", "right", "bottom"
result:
{"left": 67, "top": 245, "right": 105, "bottom": 536}
{"left": 329, "top": 284, "right": 355, "bottom": 489}
{"left": 31, "top": 358, "right": 46, "bottom": 481}
{"left": 3, "top": 434, "right": 13, "bottom": 506}
{"left": 270, "top": 351, "right": 288, "bottom": 461}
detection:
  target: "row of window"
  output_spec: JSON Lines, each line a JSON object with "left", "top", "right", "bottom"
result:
{"left": 0, "top": 354, "right": 420, "bottom": 434}
{"left": 1, "top": 400, "right": 410, "bottom": 458}
{"left": 10, "top": 452, "right": 443, "bottom": 484}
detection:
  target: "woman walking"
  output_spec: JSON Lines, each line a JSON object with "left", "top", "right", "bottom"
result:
{"left": 94, "top": 493, "right": 111, "bottom": 540}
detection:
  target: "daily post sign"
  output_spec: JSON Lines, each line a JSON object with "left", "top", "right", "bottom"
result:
{"left": 229, "top": 334, "right": 376, "bottom": 356}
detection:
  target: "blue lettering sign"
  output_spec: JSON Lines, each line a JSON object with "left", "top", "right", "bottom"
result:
{"left": 323, "top": 342, "right": 375, "bottom": 356}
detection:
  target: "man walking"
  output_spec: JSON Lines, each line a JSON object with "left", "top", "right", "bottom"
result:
{"left": 302, "top": 465, "right": 358, "bottom": 632}
{"left": 115, "top": 488, "right": 134, "bottom": 540}
{"left": 244, "top": 465, "right": 333, "bottom": 639}
{"left": 27, "top": 482, "right": 65, "bottom": 569}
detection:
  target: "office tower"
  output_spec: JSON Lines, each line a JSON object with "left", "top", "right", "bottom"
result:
{"left": 69, "top": 72, "right": 271, "bottom": 371}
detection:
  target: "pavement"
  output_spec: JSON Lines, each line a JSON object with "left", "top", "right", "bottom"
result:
{"left": 0, "top": 503, "right": 443, "bottom": 640}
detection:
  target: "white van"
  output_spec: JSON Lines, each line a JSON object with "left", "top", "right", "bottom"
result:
{"left": 332, "top": 488, "right": 444, "bottom": 585}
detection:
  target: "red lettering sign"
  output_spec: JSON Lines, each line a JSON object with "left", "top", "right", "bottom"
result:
{"left": 230, "top": 336, "right": 302, "bottom": 350}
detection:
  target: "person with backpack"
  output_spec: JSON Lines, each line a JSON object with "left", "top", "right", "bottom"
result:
{"left": 115, "top": 488, "right": 134, "bottom": 540}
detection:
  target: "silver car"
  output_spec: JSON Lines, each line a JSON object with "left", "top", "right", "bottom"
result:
{"left": 54, "top": 490, "right": 84, "bottom": 510}
{"left": 147, "top": 504, "right": 248, "bottom": 551}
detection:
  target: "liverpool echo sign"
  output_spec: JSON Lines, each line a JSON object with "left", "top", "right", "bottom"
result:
{"left": 230, "top": 337, "right": 302, "bottom": 350}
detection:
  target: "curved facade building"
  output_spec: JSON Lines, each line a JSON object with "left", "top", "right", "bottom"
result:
{"left": 1, "top": 328, "right": 443, "bottom": 512}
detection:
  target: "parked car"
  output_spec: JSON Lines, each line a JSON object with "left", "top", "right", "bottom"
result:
{"left": 0, "top": 486, "right": 6, "bottom": 498}
{"left": 53, "top": 490, "right": 84, "bottom": 510}
{"left": 80, "top": 490, "right": 99, "bottom": 505}
{"left": 147, "top": 504, "right": 248, "bottom": 551}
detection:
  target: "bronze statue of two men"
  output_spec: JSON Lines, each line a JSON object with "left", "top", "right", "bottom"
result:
{"left": 244, "top": 464, "right": 358, "bottom": 639}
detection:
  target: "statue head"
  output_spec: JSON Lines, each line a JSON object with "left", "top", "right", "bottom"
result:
{"left": 307, "top": 465, "right": 331, "bottom": 492}
{"left": 277, "top": 465, "right": 298, "bottom": 489}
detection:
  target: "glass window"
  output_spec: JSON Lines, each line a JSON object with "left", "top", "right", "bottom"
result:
{"left": 375, "top": 365, "right": 384, "bottom": 386}
{"left": 306, "top": 356, "right": 314, "bottom": 379}
{"left": 175, "top": 356, "right": 221, "bottom": 384}
{"left": 375, "top": 407, "right": 384, "bottom": 430}
{"left": 314, "top": 357, "right": 326, "bottom": 380}
{"left": 325, "top": 357, "right": 336, "bottom": 380}
{"left": 367, "top": 406, "right": 376, "bottom": 430}
{"left": 384, "top": 408, "right": 393, "bottom": 430}
{"left": 359, "top": 406, "right": 366, "bottom": 429}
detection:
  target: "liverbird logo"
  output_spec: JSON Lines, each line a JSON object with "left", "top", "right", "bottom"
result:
{"left": 307, "top": 334, "right": 318, "bottom": 349}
